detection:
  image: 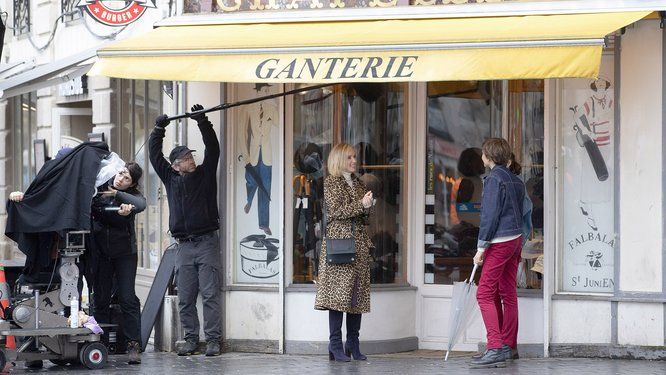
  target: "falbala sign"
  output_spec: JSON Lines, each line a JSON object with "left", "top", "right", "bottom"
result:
{"left": 77, "top": 0, "right": 155, "bottom": 26}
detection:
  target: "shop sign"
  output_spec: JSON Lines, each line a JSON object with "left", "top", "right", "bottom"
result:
{"left": 255, "top": 56, "right": 418, "bottom": 81}
{"left": 214, "top": 0, "right": 505, "bottom": 12}
{"left": 58, "top": 75, "right": 87, "bottom": 97}
{"left": 561, "top": 56, "right": 615, "bottom": 293}
{"left": 77, "top": 0, "right": 155, "bottom": 26}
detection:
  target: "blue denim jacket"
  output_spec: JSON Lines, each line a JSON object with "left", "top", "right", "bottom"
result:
{"left": 477, "top": 165, "right": 526, "bottom": 249}
{"left": 521, "top": 186, "right": 533, "bottom": 247}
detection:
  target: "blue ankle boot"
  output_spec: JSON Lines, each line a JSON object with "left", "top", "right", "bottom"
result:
{"left": 344, "top": 313, "right": 367, "bottom": 360}
{"left": 328, "top": 310, "right": 350, "bottom": 362}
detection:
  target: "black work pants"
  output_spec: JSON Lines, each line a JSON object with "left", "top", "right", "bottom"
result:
{"left": 93, "top": 253, "right": 141, "bottom": 343}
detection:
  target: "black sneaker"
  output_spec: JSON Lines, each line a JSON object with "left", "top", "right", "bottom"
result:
{"left": 470, "top": 348, "right": 506, "bottom": 369}
{"left": 177, "top": 339, "right": 199, "bottom": 356}
{"left": 127, "top": 341, "right": 141, "bottom": 364}
{"left": 471, "top": 351, "right": 486, "bottom": 360}
{"left": 205, "top": 340, "right": 221, "bottom": 357}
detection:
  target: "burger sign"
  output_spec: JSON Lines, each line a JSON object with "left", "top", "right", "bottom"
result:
{"left": 77, "top": 0, "right": 155, "bottom": 26}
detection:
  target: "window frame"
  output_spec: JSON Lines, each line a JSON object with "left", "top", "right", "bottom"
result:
{"left": 12, "top": 0, "right": 30, "bottom": 36}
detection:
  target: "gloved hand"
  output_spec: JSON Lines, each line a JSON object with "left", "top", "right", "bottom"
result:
{"left": 155, "top": 114, "right": 170, "bottom": 128}
{"left": 190, "top": 104, "right": 208, "bottom": 122}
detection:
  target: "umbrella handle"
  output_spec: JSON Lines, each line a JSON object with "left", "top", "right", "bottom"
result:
{"left": 467, "top": 264, "right": 478, "bottom": 284}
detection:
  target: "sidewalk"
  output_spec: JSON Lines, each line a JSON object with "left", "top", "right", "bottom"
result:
{"left": 8, "top": 350, "right": 666, "bottom": 374}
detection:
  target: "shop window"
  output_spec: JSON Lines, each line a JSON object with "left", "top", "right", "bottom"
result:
{"left": 10, "top": 92, "right": 37, "bottom": 191}
{"left": 112, "top": 79, "right": 174, "bottom": 270}
{"left": 183, "top": 0, "right": 218, "bottom": 13}
{"left": 508, "top": 80, "right": 545, "bottom": 290}
{"left": 559, "top": 56, "right": 615, "bottom": 293}
{"left": 291, "top": 83, "right": 407, "bottom": 284}
{"left": 60, "top": 0, "right": 82, "bottom": 23}
{"left": 424, "top": 81, "right": 499, "bottom": 285}
{"left": 424, "top": 80, "right": 545, "bottom": 288}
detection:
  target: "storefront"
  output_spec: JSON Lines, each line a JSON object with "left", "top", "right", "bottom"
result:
{"left": 17, "top": 0, "right": 666, "bottom": 358}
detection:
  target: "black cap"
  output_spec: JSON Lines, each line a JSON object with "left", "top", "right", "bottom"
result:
{"left": 169, "top": 145, "right": 196, "bottom": 164}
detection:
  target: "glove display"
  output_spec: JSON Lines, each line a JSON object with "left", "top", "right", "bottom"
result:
{"left": 155, "top": 114, "right": 170, "bottom": 128}
{"left": 190, "top": 104, "right": 208, "bottom": 122}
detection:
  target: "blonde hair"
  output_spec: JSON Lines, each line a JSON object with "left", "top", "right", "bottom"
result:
{"left": 327, "top": 143, "right": 356, "bottom": 176}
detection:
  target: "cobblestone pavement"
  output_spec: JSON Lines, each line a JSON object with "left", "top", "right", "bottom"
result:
{"left": 7, "top": 350, "right": 666, "bottom": 374}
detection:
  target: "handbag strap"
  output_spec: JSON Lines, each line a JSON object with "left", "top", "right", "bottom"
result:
{"left": 322, "top": 203, "right": 355, "bottom": 239}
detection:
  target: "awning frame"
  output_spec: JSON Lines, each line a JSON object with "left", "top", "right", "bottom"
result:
{"left": 0, "top": 48, "right": 98, "bottom": 99}
{"left": 98, "top": 38, "right": 605, "bottom": 58}
{"left": 91, "top": 3, "right": 661, "bottom": 83}
{"left": 155, "top": 0, "right": 666, "bottom": 27}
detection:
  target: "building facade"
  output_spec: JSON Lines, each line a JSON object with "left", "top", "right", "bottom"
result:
{"left": 2, "top": 0, "right": 666, "bottom": 359}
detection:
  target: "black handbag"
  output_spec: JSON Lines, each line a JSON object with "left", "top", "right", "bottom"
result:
{"left": 321, "top": 205, "right": 356, "bottom": 264}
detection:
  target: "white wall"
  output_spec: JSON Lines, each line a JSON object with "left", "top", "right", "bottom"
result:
{"left": 619, "top": 20, "right": 663, "bottom": 293}
{"left": 185, "top": 81, "right": 222, "bottom": 160}
{"left": 551, "top": 300, "right": 612, "bottom": 343}
{"left": 285, "top": 290, "right": 417, "bottom": 342}
{"left": 226, "top": 291, "right": 281, "bottom": 341}
{"left": 617, "top": 303, "right": 664, "bottom": 346}
{"left": 614, "top": 19, "right": 665, "bottom": 348}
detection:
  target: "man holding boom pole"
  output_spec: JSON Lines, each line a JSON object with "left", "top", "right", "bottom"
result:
{"left": 149, "top": 104, "right": 222, "bottom": 357}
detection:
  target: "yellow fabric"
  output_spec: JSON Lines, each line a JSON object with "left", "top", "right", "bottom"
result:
{"left": 91, "top": 11, "right": 649, "bottom": 82}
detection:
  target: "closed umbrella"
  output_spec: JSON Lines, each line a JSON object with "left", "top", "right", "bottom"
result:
{"left": 445, "top": 264, "right": 480, "bottom": 361}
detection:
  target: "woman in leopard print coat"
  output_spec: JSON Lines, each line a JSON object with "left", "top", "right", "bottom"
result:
{"left": 315, "top": 143, "right": 374, "bottom": 362}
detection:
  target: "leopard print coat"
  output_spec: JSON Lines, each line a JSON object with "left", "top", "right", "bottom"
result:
{"left": 314, "top": 174, "right": 373, "bottom": 314}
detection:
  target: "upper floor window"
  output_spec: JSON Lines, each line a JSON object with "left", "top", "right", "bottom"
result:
{"left": 61, "top": 0, "right": 82, "bottom": 23}
{"left": 13, "top": 0, "right": 30, "bottom": 36}
{"left": 10, "top": 92, "right": 37, "bottom": 191}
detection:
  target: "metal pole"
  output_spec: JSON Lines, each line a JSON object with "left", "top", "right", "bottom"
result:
{"left": 164, "top": 83, "right": 334, "bottom": 122}
{"left": 34, "top": 290, "right": 39, "bottom": 349}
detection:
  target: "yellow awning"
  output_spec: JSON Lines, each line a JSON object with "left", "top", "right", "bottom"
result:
{"left": 90, "top": 10, "right": 649, "bottom": 83}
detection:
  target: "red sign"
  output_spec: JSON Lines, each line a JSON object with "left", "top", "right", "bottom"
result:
{"left": 77, "top": 0, "right": 155, "bottom": 26}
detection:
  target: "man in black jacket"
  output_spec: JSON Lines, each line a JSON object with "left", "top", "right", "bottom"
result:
{"left": 149, "top": 104, "right": 221, "bottom": 357}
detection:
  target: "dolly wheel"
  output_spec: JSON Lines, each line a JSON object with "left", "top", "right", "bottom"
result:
{"left": 79, "top": 342, "right": 107, "bottom": 370}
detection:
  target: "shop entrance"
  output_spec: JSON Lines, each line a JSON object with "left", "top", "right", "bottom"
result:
{"left": 416, "top": 80, "right": 546, "bottom": 350}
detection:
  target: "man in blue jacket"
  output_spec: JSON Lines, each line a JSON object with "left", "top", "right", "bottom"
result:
{"left": 149, "top": 104, "right": 221, "bottom": 357}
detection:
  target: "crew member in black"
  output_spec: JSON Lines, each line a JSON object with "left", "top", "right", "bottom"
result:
{"left": 90, "top": 162, "right": 146, "bottom": 365}
{"left": 149, "top": 104, "right": 221, "bottom": 357}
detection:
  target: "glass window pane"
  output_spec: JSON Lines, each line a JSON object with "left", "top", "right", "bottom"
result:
{"left": 133, "top": 80, "right": 148, "bottom": 268}
{"left": 11, "top": 97, "right": 21, "bottom": 191}
{"left": 508, "top": 80, "right": 544, "bottom": 290}
{"left": 424, "top": 81, "right": 496, "bottom": 285}
{"left": 21, "top": 93, "right": 37, "bottom": 188}
{"left": 292, "top": 86, "right": 333, "bottom": 283}
{"left": 340, "top": 84, "right": 406, "bottom": 284}
{"left": 291, "top": 83, "right": 407, "bottom": 284}
{"left": 120, "top": 80, "right": 132, "bottom": 160}
{"left": 145, "top": 80, "right": 164, "bottom": 270}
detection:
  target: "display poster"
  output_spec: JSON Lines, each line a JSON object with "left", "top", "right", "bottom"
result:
{"left": 232, "top": 83, "right": 282, "bottom": 283}
{"left": 561, "top": 56, "right": 615, "bottom": 293}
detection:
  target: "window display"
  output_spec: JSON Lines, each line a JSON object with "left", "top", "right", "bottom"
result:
{"left": 424, "top": 80, "right": 544, "bottom": 288}
{"left": 292, "top": 83, "right": 406, "bottom": 284}
{"left": 424, "top": 81, "right": 498, "bottom": 284}
{"left": 508, "top": 80, "right": 545, "bottom": 290}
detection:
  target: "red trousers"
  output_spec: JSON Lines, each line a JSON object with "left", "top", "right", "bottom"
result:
{"left": 476, "top": 236, "right": 522, "bottom": 350}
